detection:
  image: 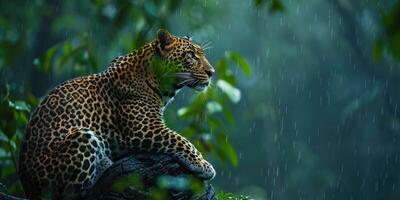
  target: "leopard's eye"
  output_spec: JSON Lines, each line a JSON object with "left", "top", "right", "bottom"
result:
{"left": 186, "top": 51, "right": 196, "bottom": 59}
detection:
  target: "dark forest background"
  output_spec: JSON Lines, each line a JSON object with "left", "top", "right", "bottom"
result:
{"left": 1, "top": 0, "right": 400, "bottom": 199}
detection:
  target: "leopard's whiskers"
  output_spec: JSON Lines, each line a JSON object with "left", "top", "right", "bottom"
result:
{"left": 177, "top": 78, "right": 196, "bottom": 87}
{"left": 200, "top": 40, "right": 213, "bottom": 51}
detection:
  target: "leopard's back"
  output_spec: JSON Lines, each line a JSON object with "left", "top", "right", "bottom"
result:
{"left": 18, "top": 75, "right": 118, "bottom": 197}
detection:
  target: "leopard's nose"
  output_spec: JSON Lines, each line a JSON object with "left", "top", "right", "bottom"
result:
{"left": 205, "top": 67, "right": 215, "bottom": 78}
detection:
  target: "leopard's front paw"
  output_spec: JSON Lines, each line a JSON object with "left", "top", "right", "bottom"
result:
{"left": 199, "top": 160, "right": 216, "bottom": 180}
{"left": 181, "top": 158, "right": 216, "bottom": 180}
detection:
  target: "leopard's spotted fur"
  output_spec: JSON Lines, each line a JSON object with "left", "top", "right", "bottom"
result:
{"left": 18, "top": 29, "right": 215, "bottom": 199}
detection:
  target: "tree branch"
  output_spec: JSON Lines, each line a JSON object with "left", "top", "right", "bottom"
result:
{"left": 1, "top": 154, "right": 216, "bottom": 200}
{"left": 85, "top": 153, "right": 216, "bottom": 200}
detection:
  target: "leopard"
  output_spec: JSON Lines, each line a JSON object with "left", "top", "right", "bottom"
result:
{"left": 18, "top": 29, "right": 216, "bottom": 199}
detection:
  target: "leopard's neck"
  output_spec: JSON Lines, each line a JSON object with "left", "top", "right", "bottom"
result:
{"left": 101, "top": 41, "right": 179, "bottom": 111}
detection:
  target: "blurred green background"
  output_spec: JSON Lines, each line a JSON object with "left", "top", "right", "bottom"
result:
{"left": 1, "top": 0, "right": 400, "bottom": 199}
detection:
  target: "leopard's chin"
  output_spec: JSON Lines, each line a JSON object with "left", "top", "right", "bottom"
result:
{"left": 192, "top": 81, "right": 210, "bottom": 91}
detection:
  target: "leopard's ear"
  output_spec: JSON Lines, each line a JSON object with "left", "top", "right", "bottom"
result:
{"left": 157, "top": 29, "right": 174, "bottom": 50}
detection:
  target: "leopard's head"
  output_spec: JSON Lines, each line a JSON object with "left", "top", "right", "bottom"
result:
{"left": 155, "top": 29, "right": 214, "bottom": 91}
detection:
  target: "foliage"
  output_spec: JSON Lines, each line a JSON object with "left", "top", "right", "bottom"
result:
{"left": 253, "top": 0, "right": 285, "bottom": 13}
{"left": 217, "top": 191, "right": 251, "bottom": 200}
{"left": 34, "top": 34, "right": 99, "bottom": 75}
{"left": 0, "top": 0, "right": 252, "bottom": 197}
{"left": 173, "top": 51, "right": 251, "bottom": 167}
{"left": 374, "top": 1, "right": 400, "bottom": 61}
{"left": 150, "top": 56, "right": 183, "bottom": 95}
{"left": 0, "top": 84, "right": 38, "bottom": 194}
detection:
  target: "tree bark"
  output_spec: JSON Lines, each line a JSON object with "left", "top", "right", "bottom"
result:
{"left": 0, "top": 154, "right": 216, "bottom": 200}
{"left": 86, "top": 154, "right": 216, "bottom": 200}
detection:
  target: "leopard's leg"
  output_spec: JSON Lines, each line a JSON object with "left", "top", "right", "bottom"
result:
{"left": 51, "top": 128, "right": 113, "bottom": 196}
{"left": 124, "top": 127, "right": 215, "bottom": 179}
{"left": 118, "top": 102, "right": 215, "bottom": 180}
{"left": 156, "top": 130, "right": 216, "bottom": 180}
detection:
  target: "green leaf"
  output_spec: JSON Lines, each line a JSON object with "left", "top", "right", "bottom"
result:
{"left": 208, "top": 142, "right": 228, "bottom": 166}
{"left": 379, "top": 1, "right": 400, "bottom": 61}
{"left": 225, "top": 51, "right": 252, "bottom": 77}
{"left": 206, "top": 101, "right": 222, "bottom": 114}
{"left": 177, "top": 107, "right": 189, "bottom": 117}
{"left": 181, "top": 126, "right": 197, "bottom": 138}
{"left": 40, "top": 46, "right": 58, "bottom": 72}
{"left": 1, "top": 114, "right": 16, "bottom": 139}
{"left": 373, "top": 39, "right": 383, "bottom": 61}
{"left": 112, "top": 174, "right": 143, "bottom": 192}
{"left": 8, "top": 100, "right": 31, "bottom": 112}
{"left": 13, "top": 109, "right": 29, "bottom": 124}
{"left": 270, "top": 0, "right": 285, "bottom": 13}
{"left": 387, "top": 32, "right": 400, "bottom": 61}
{"left": 217, "top": 80, "right": 241, "bottom": 103}
{"left": 0, "top": 165, "right": 16, "bottom": 179}
{"left": 216, "top": 59, "right": 236, "bottom": 85}
{"left": 177, "top": 92, "right": 208, "bottom": 120}
{"left": 216, "top": 132, "right": 239, "bottom": 167}
{"left": 59, "top": 44, "right": 85, "bottom": 67}
{"left": 157, "top": 176, "right": 189, "bottom": 190}
{"left": 222, "top": 107, "right": 235, "bottom": 124}
{"left": 217, "top": 191, "right": 250, "bottom": 200}
{"left": 188, "top": 177, "right": 205, "bottom": 194}
{"left": 8, "top": 134, "right": 16, "bottom": 150}
{"left": 253, "top": 0, "right": 265, "bottom": 8}
{"left": 206, "top": 116, "right": 223, "bottom": 129}
{"left": 87, "top": 49, "right": 98, "bottom": 71}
